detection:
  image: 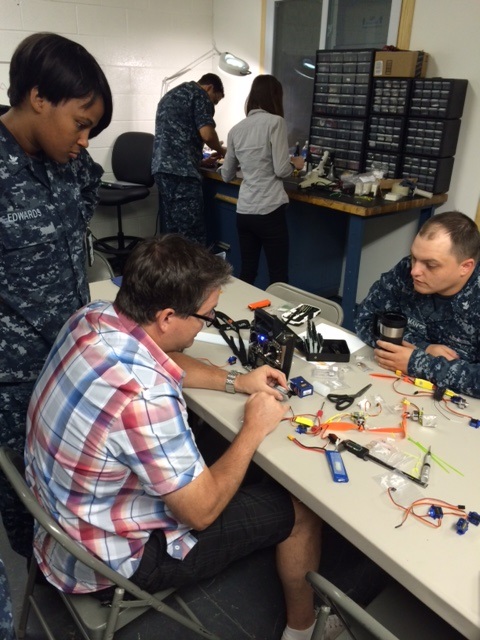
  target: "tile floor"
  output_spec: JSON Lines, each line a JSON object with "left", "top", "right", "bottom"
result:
{"left": 1, "top": 518, "right": 288, "bottom": 639}
{"left": 0, "top": 425, "right": 390, "bottom": 639}
{"left": 1, "top": 511, "right": 394, "bottom": 640}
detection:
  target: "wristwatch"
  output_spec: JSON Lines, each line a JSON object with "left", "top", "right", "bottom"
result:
{"left": 225, "top": 370, "right": 242, "bottom": 394}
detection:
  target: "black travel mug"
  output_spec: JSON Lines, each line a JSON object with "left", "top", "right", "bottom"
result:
{"left": 375, "top": 312, "right": 407, "bottom": 345}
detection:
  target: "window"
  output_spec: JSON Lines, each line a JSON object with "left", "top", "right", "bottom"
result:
{"left": 266, "top": 0, "right": 402, "bottom": 146}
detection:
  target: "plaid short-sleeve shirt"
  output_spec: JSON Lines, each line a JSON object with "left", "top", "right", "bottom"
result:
{"left": 25, "top": 302, "right": 205, "bottom": 593}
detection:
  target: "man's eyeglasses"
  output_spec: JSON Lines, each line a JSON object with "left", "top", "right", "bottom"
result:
{"left": 189, "top": 310, "right": 216, "bottom": 328}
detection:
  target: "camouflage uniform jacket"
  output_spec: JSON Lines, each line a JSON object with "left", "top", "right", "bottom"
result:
{"left": 0, "top": 121, "right": 103, "bottom": 384}
{"left": 151, "top": 81, "right": 215, "bottom": 180}
{"left": 354, "top": 256, "right": 480, "bottom": 398}
{"left": 0, "top": 557, "right": 14, "bottom": 640}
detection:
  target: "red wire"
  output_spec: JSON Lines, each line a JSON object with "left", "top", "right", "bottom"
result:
{"left": 387, "top": 488, "right": 466, "bottom": 528}
{"left": 288, "top": 437, "right": 326, "bottom": 453}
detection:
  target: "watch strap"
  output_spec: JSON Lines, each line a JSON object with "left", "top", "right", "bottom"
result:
{"left": 225, "top": 370, "right": 241, "bottom": 394}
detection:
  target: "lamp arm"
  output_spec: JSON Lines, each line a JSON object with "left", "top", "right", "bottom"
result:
{"left": 161, "top": 46, "right": 220, "bottom": 97}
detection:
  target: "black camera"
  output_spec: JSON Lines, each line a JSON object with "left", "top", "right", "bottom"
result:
{"left": 247, "top": 308, "right": 298, "bottom": 377}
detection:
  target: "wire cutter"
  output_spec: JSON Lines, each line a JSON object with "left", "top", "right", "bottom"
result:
{"left": 327, "top": 383, "right": 372, "bottom": 411}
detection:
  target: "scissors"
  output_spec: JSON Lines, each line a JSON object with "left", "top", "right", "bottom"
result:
{"left": 327, "top": 383, "right": 372, "bottom": 411}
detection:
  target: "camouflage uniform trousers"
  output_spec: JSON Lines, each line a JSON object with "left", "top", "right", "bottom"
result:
{"left": 0, "top": 557, "right": 15, "bottom": 640}
{"left": 155, "top": 173, "right": 206, "bottom": 245}
{"left": 0, "top": 382, "right": 34, "bottom": 558}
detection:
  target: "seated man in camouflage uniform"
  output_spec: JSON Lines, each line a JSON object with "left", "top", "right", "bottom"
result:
{"left": 0, "top": 32, "right": 112, "bottom": 555}
{"left": 355, "top": 211, "right": 480, "bottom": 398}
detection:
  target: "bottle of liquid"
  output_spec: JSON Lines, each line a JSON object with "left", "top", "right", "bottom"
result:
{"left": 293, "top": 141, "right": 300, "bottom": 156}
{"left": 301, "top": 141, "right": 310, "bottom": 174}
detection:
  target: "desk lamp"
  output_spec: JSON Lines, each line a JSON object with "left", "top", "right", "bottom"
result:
{"left": 294, "top": 57, "right": 316, "bottom": 80}
{"left": 161, "top": 43, "right": 250, "bottom": 96}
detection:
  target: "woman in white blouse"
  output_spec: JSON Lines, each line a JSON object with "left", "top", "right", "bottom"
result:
{"left": 221, "top": 75, "right": 304, "bottom": 284}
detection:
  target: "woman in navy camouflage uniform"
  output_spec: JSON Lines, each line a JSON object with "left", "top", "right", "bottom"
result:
{"left": 0, "top": 557, "right": 15, "bottom": 640}
{"left": 0, "top": 33, "right": 112, "bottom": 556}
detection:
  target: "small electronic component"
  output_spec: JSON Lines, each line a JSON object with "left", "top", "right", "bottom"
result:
{"left": 467, "top": 511, "right": 480, "bottom": 526}
{"left": 469, "top": 418, "right": 480, "bottom": 429}
{"left": 294, "top": 416, "right": 314, "bottom": 427}
{"left": 456, "top": 518, "right": 469, "bottom": 535}
{"left": 325, "top": 450, "right": 349, "bottom": 483}
{"left": 451, "top": 395, "right": 468, "bottom": 409}
{"left": 428, "top": 506, "right": 443, "bottom": 520}
{"left": 248, "top": 299, "right": 271, "bottom": 310}
{"left": 351, "top": 413, "right": 366, "bottom": 429}
{"left": 409, "top": 409, "right": 436, "bottom": 427}
{"left": 414, "top": 378, "right": 434, "bottom": 390}
{"left": 433, "top": 386, "right": 446, "bottom": 401}
{"left": 410, "top": 409, "right": 422, "bottom": 422}
{"left": 290, "top": 376, "right": 314, "bottom": 398}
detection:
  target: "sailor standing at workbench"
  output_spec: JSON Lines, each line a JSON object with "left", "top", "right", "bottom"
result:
{"left": 152, "top": 74, "right": 226, "bottom": 245}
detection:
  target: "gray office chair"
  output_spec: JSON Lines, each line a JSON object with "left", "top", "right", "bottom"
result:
{"left": 86, "top": 250, "right": 115, "bottom": 283}
{"left": 266, "top": 282, "right": 344, "bottom": 325}
{"left": 306, "top": 572, "right": 463, "bottom": 640}
{"left": 0, "top": 447, "right": 220, "bottom": 640}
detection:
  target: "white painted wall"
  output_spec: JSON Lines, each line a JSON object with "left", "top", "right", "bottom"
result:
{"left": 355, "top": 0, "right": 480, "bottom": 301}
{"left": 410, "top": 0, "right": 480, "bottom": 219}
{"left": 0, "top": 0, "right": 262, "bottom": 242}
{"left": 212, "top": 0, "right": 261, "bottom": 136}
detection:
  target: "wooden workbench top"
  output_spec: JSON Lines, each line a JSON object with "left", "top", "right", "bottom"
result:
{"left": 201, "top": 168, "right": 448, "bottom": 218}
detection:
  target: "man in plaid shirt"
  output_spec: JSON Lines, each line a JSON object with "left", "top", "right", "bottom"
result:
{"left": 25, "top": 234, "right": 322, "bottom": 640}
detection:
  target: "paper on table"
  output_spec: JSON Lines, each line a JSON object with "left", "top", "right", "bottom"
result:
{"left": 195, "top": 324, "right": 365, "bottom": 356}
{"left": 196, "top": 331, "right": 249, "bottom": 350}
{"left": 297, "top": 322, "right": 367, "bottom": 356}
